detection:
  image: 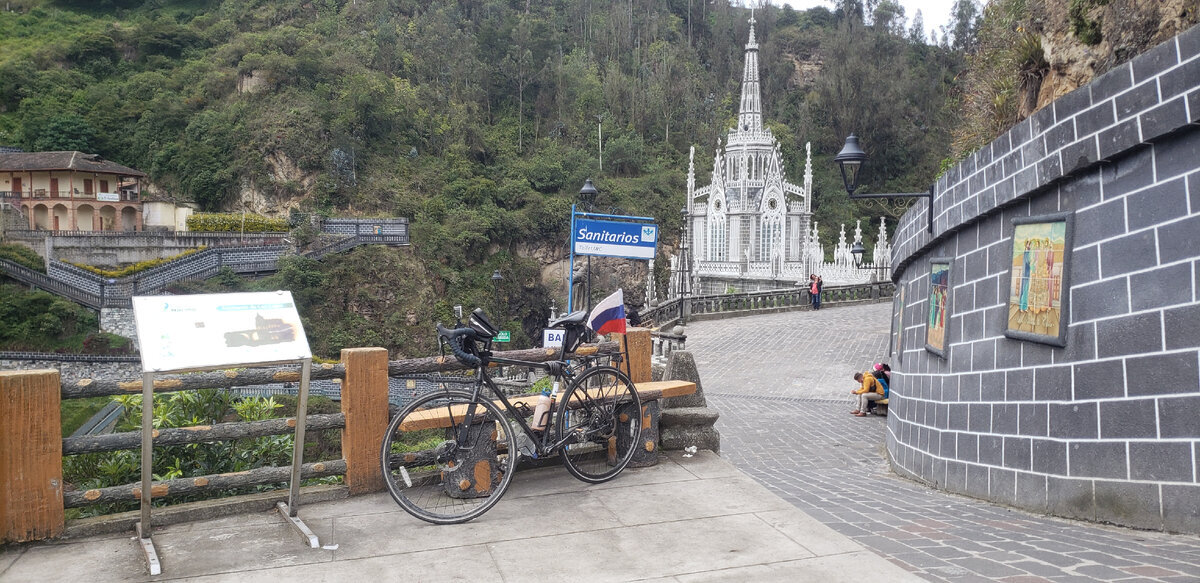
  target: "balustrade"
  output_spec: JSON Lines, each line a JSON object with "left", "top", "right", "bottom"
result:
{"left": 644, "top": 281, "right": 892, "bottom": 330}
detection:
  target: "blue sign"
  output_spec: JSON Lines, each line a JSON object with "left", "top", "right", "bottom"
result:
{"left": 573, "top": 218, "right": 658, "bottom": 259}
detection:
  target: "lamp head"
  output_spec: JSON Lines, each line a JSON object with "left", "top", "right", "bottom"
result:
{"left": 834, "top": 134, "right": 868, "bottom": 195}
{"left": 850, "top": 240, "right": 866, "bottom": 267}
{"left": 579, "top": 178, "right": 598, "bottom": 209}
{"left": 491, "top": 270, "right": 503, "bottom": 282}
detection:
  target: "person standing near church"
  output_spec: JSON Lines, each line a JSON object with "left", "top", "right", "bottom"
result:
{"left": 809, "top": 274, "right": 823, "bottom": 310}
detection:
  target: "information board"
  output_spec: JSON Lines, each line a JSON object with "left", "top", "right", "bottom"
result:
{"left": 573, "top": 218, "right": 657, "bottom": 259}
{"left": 132, "top": 291, "right": 312, "bottom": 372}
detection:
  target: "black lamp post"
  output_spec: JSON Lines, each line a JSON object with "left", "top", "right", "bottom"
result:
{"left": 579, "top": 178, "right": 598, "bottom": 211}
{"left": 834, "top": 134, "right": 934, "bottom": 233}
{"left": 579, "top": 179, "right": 598, "bottom": 313}
{"left": 491, "top": 269, "right": 503, "bottom": 317}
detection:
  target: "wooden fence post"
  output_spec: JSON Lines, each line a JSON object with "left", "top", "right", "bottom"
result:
{"left": 616, "top": 328, "right": 652, "bottom": 383}
{"left": 1, "top": 369, "right": 64, "bottom": 543}
{"left": 340, "top": 348, "right": 389, "bottom": 495}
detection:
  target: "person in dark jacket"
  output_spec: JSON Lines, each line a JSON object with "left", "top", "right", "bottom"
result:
{"left": 809, "top": 274, "right": 824, "bottom": 310}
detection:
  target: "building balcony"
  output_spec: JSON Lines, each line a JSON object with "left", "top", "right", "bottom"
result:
{"left": 3, "top": 190, "right": 140, "bottom": 203}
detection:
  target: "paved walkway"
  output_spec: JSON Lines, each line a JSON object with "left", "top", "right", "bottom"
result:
{"left": 0, "top": 451, "right": 917, "bottom": 582}
{"left": 687, "top": 302, "right": 1200, "bottom": 582}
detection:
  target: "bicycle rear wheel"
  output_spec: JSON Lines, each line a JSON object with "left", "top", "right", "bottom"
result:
{"left": 557, "top": 365, "right": 642, "bottom": 483}
{"left": 381, "top": 389, "right": 517, "bottom": 524}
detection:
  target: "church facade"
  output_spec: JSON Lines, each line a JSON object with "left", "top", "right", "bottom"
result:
{"left": 681, "top": 15, "right": 888, "bottom": 295}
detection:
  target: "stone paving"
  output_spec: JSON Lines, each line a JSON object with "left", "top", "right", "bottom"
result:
{"left": 685, "top": 302, "right": 1200, "bottom": 583}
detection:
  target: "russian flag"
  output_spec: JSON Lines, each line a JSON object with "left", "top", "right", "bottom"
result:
{"left": 588, "top": 289, "right": 627, "bottom": 336}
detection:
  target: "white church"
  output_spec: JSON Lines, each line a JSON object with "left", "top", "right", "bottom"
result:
{"left": 677, "top": 14, "right": 890, "bottom": 295}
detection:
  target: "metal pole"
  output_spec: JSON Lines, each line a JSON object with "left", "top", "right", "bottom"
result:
{"left": 278, "top": 358, "right": 319, "bottom": 548}
{"left": 137, "top": 370, "right": 161, "bottom": 575}
{"left": 288, "top": 359, "right": 311, "bottom": 515}
{"left": 567, "top": 203, "right": 577, "bottom": 312}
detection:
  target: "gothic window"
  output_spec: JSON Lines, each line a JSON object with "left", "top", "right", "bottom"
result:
{"left": 740, "top": 216, "right": 752, "bottom": 261}
{"left": 760, "top": 218, "right": 779, "bottom": 262}
{"left": 708, "top": 216, "right": 727, "bottom": 261}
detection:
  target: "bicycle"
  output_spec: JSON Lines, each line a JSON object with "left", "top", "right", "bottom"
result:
{"left": 380, "top": 306, "right": 643, "bottom": 524}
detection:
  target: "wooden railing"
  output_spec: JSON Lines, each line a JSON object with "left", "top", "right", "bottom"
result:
{"left": 0, "top": 337, "right": 628, "bottom": 543}
{"left": 642, "top": 281, "right": 895, "bottom": 329}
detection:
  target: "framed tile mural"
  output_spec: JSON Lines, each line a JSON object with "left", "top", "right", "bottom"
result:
{"left": 1005, "top": 212, "right": 1074, "bottom": 347}
{"left": 926, "top": 259, "right": 951, "bottom": 357}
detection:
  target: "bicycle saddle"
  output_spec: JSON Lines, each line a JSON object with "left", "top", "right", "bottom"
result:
{"left": 548, "top": 309, "right": 588, "bottom": 329}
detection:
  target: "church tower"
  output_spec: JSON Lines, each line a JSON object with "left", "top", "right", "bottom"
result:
{"left": 686, "top": 11, "right": 814, "bottom": 293}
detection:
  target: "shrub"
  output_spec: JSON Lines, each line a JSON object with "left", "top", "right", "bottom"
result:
{"left": 187, "top": 212, "right": 290, "bottom": 232}
{"left": 0, "top": 243, "right": 46, "bottom": 272}
{"left": 67, "top": 247, "right": 206, "bottom": 278}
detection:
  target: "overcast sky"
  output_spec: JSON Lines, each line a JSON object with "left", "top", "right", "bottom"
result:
{"left": 765, "top": 0, "right": 957, "bottom": 43}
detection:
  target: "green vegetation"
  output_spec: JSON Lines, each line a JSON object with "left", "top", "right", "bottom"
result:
{"left": 67, "top": 246, "right": 206, "bottom": 278}
{"left": 0, "top": 0, "right": 970, "bottom": 336}
{"left": 60, "top": 396, "right": 111, "bottom": 437}
{"left": 186, "top": 212, "right": 290, "bottom": 232}
{"left": 1069, "top": 0, "right": 1109, "bottom": 45}
{"left": 0, "top": 283, "right": 133, "bottom": 353}
{"left": 63, "top": 391, "right": 342, "bottom": 518}
{"left": 0, "top": 242, "right": 46, "bottom": 272}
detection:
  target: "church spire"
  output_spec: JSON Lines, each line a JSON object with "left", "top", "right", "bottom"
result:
{"left": 737, "top": 11, "right": 763, "bottom": 134}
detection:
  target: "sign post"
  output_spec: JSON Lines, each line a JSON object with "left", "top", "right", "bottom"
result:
{"left": 131, "top": 291, "right": 318, "bottom": 575}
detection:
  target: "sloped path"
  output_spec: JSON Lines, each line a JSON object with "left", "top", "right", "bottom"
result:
{"left": 687, "top": 303, "right": 1200, "bottom": 582}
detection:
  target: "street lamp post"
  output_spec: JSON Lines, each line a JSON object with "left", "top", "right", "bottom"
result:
{"left": 834, "top": 134, "right": 934, "bottom": 234}
{"left": 578, "top": 179, "right": 598, "bottom": 314}
{"left": 679, "top": 207, "right": 691, "bottom": 324}
{"left": 491, "top": 269, "right": 503, "bottom": 317}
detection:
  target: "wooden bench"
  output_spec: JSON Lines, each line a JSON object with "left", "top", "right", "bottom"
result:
{"left": 396, "top": 380, "right": 697, "bottom": 471}
{"left": 399, "top": 380, "right": 696, "bottom": 431}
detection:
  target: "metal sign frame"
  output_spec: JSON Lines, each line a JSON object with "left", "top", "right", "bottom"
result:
{"left": 567, "top": 206, "right": 657, "bottom": 312}
{"left": 131, "top": 292, "right": 320, "bottom": 575}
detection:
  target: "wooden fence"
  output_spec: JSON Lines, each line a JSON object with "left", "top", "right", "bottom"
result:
{"left": 0, "top": 336, "right": 626, "bottom": 543}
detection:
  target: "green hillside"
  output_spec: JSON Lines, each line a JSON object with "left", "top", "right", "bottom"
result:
{"left": 1, "top": 0, "right": 972, "bottom": 356}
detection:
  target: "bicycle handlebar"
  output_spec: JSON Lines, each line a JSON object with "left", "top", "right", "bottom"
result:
{"left": 437, "top": 323, "right": 483, "bottom": 367}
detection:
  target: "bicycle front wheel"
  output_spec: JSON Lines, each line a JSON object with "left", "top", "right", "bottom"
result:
{"left": 381, "top": 389, "right": 517, "bottom": 524}
{"left": 556, "top": 366, "right": 643, "bottom": 483}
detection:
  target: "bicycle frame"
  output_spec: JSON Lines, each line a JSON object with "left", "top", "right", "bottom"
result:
{"left": 456, "top": 351, "right": 616, "bottom": 458}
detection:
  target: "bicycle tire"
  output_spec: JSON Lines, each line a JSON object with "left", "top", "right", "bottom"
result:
{"left": 380, "top": 389, "right": 517, "bottom": 524}
{"left": 556, "top": 365, "right": 643, "bottom": 483}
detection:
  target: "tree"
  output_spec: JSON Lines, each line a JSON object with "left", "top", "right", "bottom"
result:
{"left": 28, "top": 113, "right": 97, "bottom": 152}
{"left": 946, "top": 0, "right": 981, "bottom": 52}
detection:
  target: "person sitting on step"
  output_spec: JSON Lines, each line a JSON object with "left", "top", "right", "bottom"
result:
{"left": 850, "top": 370, "right": 885, "bottom": 417}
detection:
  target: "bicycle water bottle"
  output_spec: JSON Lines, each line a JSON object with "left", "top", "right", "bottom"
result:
{"left": 531, "top": 384, "right": 554, "bottom": 431}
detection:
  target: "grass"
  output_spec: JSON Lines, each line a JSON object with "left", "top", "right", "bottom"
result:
{"left": 60, "top": 396, "right": 112, "bottom": 437}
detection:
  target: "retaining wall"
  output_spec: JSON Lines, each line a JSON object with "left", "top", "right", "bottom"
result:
{"left": 887, "top": 24, "right": 1200, "bottom": 533}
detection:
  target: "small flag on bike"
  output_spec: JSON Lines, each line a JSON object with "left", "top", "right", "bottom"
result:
{"left": 588, "top": 289, "right": 627, "bottom": 335}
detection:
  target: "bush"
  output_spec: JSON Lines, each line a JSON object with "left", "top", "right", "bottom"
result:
{"left": 0, "top": 243, "right": 46, "bottom": 272}
{"left": 187, "top": 213, "right": 290, "bottom": 232}
{"left": 67, "top": 247, "right": 206, "bottom": 278}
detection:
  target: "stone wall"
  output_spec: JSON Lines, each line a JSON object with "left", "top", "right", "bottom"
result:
{"left": 5, "top": 231, "right": 286, "bottom": 265}
{"left": 887, "top": 25, "right": 1200, "bottom": 534}
{"left": 0, "top": 355, "right": 141, "bottom": 383}
{"left": 100, "top": 308, "right": 138, "bottom": 349}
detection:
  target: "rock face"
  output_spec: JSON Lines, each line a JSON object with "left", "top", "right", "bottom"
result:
{"left": 1033, "top": 0, "right": 1197, "bottom": 107}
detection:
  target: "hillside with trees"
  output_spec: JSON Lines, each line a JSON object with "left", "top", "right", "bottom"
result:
{"left": 0, "top": 0, "right": 986, "bottom": 356}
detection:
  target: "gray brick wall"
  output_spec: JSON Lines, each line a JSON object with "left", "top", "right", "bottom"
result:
{"left": 322, "top": 218, "right": 409, "bottom": 237}
{"left": 888, "top": 24, "right": 1200, "bottom": 534}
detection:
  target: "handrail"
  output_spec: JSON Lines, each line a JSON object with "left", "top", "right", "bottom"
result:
{"left": 643, "top": 281, "right": 894, "bottom": 329}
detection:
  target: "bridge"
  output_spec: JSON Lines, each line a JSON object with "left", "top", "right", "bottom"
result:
{"left": 2, "top": 300, "right": 1196, "bottom": 582}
